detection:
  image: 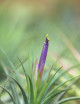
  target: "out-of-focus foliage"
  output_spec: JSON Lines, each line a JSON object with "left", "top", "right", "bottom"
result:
{"left": 0, "top": 0, "right": 80, "bottom": 104}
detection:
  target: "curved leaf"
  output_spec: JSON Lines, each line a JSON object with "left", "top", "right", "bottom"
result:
{"left": 44, "top": 76, "right": 79, "bottom": 99}
{"left": 54, "top": 77, "right": 80, "bottom": 103}
{"left": 18, "top": 57, "right": 34, "bottom": 104}
{"left": 41, "top": 90, "right": 65, "bottom": 104}
{"left": 37, "top": 67, "right": 62, "bottom": 103}
{"left": 57, "top": 97, "right": 80, "bottom": 104}
{"left": 8, "top": 75, "right": 28, "bottom": 104}
{"left": 37, "top": 64, "right": 80, "bottom": 103}
{"left": 0, "top": 47, "right": 21, "bottom": 84}
{"left": 0, "top": 85, "right": 16, "bottom": 104}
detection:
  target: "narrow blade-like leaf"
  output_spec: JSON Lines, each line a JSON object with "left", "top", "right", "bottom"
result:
{"left": 41, "top": 90, "right": 65, "bottom": 104}
{"left": 45, "top": 76, "right": 79, "bottom": 99}
{"left": 18, "top": 57, "right": 34, "bottom": 104}
{"left": 0, "top": 85, "right": 16, "bottom": 104}
{"left": 8, "top": 75, "right": 28, "bottom": 104}
{"left": 57, "top": 97, "right": 80, "bottom": 104}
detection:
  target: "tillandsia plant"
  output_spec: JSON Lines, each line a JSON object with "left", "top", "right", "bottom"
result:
{"left": 0, "top": 34, "right": 80, "bottom": 104}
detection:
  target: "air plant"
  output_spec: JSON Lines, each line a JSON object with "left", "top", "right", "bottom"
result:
{"left": 0, "top": 35, "right": 80, "bottom": 104}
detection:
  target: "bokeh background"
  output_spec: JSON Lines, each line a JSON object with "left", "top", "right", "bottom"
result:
{"left": 0, "top": 0, "right": 80, "bottom": 104}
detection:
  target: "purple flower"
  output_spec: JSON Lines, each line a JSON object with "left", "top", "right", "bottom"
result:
{"left": 38, "top": 34, "right": 49, "bottom": 79}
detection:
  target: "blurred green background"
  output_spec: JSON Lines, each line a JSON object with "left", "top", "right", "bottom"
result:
{"left": 0, "top": 0, "right": 80, "bottom": 104}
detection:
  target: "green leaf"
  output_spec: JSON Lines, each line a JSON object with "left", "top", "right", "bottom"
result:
{"left": 57, "top": 97, "right": 80, "bottom": 104}
{"left": 0, "top": 47, "right": 22, "bottom": 84}
{"left": 41, "top": 90, "right": 65, "bottom": 104}
{"left": 1, "top": 61, "right": 20, "bottom": 104}
{"left": 37, "top": 67, "right": 62, "bottom": 103}
{"left": 52, "top": 63, "right": 80, "bottom": 82}
{"left": 8, "top": 75, "right": 28, "bottom": 104}
{"left": 0, "top": 85, "right": 16, "bottom": 104}
{"left": 44, "top": 63, "right": 80, "bottom": 95}
{"left": 37, "top": 64, "right": 80, "bottom": 104}
{"left": 54, "top": 77, "right": 80, "bottom": 103}
{"left": 10, "top": 80, "right": 20, "bottom": 104}
{"left": 34, "top": 71, "right": 39, "bottom": 104}
{"left": 0, "top": 77, "right": 9, "bottom": 97}
{"left": 44, "top": 76, "right": 79, "bottom": 99}
{"left": 28, "top": 75, "right": 34, "bottom": 104}
{"left": 40, "top": 64, "right": 56, "bottom": 90}
{"left": 18, "top": 57, "right": 34, "bottom": 104}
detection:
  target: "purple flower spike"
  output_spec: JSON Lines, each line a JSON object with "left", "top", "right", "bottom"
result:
{"left": 38, "top": 34, "right": 49, "bottom": 79}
